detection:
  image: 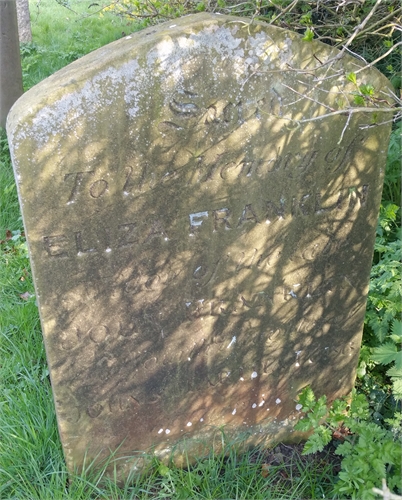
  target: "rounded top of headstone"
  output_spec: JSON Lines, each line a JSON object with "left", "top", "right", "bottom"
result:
{"left": 6, "top": 12, "right": 394, "bottom": 139}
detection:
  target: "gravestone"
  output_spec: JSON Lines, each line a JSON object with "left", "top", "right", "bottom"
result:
{"left": 7, "top": 13, "right": 394, "bottom": 477}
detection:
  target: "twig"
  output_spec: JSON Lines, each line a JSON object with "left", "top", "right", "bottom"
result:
{"left": 338, "top": 111, "right": 352, "bottom": 144}
{"left": 359, "top": 116, "right": 401, "bottom": 129}
{"left": 300, "top": 0, "right": 384, "bottom": 74}
{"left": 372, "top": 478, "right": 402, "bottom": 500}
{"left": 267, "top": 0, "right": 299, "bottom": 26}
{"left": 358, "top": 6, "right": 402, "bottom": 38}
{"left": 355, "top": 41, "right": 402, "bottom": 74}
{"left": 78, "top": 1, "right": 116, "bottom": 20}
{"left": 280, "top": 105, "right": 399, "bottom": 125}
{"left": 281, "top": 83, "right": 335, "bottom": 112}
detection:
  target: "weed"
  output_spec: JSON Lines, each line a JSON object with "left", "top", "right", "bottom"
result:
{"left": 295, "top": 387, "right": 402, "bottom": 500}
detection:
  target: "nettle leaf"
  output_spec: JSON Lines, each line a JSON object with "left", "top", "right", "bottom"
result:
{"left": 393, "top": 350, "right": 402, "bottom": 371}
{"left": 391, "top": 319, "right": 402, "bottom": 339}
{"left": 387, "top": 365, "right": 402, "bottom": 377}
{"left": 371, "top": 342, "right": 398, "bottom": 365}
{"left": 391, "top": 378, "right": 402, "bottom": 400}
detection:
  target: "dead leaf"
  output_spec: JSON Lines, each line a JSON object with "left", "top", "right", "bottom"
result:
{"left": 333, "top": 426, "right": 351, "bottom": 441}
{"left": 261, "top": 464, "right": 270, "bottom": 478}
{"left": 0, "top": 230, "right": 12, "bottom": 245}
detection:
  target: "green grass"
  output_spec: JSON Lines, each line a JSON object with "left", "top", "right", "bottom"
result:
{"left": 21, "top": 0, "right": 141, "bottom": 89}
{"left": 1, "top": 2, "right": 401, "bottom": 498}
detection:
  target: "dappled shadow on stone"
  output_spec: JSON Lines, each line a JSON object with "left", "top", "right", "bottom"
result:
{"left": 6, "top": 13, "right": 393, "bottom": 478}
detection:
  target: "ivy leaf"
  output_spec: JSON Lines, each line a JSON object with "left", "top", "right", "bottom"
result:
{"left": 371, "top": 342, "right": 398, "bottom": 365}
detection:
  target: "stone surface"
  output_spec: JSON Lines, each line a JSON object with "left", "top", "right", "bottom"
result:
{"left": 0, "top": 0, "right": 23, "bottom": 128}
{"left": 16, "top": 0, "right": 32, "bottom": 43}
{"left": 7, "top": 13, "right": 393, "bottom": 476}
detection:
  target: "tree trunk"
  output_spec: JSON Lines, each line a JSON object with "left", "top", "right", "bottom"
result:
{"left": 16, "top": 0, "right": 32, "bottom": 43}
{"left": 0, "top": 0, "right": 24, "bottom": 128}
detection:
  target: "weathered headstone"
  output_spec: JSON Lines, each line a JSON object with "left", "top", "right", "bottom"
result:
{"left": 7, "top": 13, "right": 394, "bottom": 477}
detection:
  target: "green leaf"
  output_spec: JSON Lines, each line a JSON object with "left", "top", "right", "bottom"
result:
{"left": 359, "top": 84, "right": 375, "bottom": 96}
{"left": 371, "top": 342, "right": 398, "bottom": 365}
{"left": 297, "top": 386, "right": 316, "bottom": 409}
{"left": 391, "top": 319, "right": 402, "bottom": 338}
{"left": 387, "top": 365, "right": 402, "bottom": 377}
{"left": 349, "top": 393, "right": 369, "bottom": 419}
{"left": 158, "top": 464, "right": 170, "bottom": 476}
{"left": 302, "top": 28, "right": 314, "bottom": 42}
{"left": 391, "top": 377, "right": 402, "bottom": 400}
{"left": 393, "top": 350, "right": 402, "bottom": 370}
{"left": 353, "top": 95, "right": 365, "bottom": 106}
{"left": 294, "top": 417, "right": 313, "bottom": 432}
{"left": 302, "top": 428, "right": 328, "bottom": 454}
{"left": 347, "top": 72, "right": 357, "bottom": 85}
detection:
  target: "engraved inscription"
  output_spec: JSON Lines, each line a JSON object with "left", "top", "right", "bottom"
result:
{"left": 89, "top": 179, "right": 108, "bottom": 198}
{"left": 64, "top": 171, "right": 109, "bottom": 203}
{"left": 189, "top": 211, "right": 208, "bottom": 233}
{"left": 64, "top": 171, "right": 95, "bottom": 203}
{"left": 43, "top": 235, "right": 69, "bottom": 257}
{"left": 169, "top": 90, "right": 200, "bottom": 117}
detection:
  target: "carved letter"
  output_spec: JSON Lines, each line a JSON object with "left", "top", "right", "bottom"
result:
{"left": 213, "top": 208, "right": 231, "bottom": 231}
{"left": 89, "top": 179, "right": 108, "bottom": 198}
{"left": 64, "top": 171, "right": 95, "bottom": 204}
{"left": 189, "top": 211, "right": 208, "bottom": 233}
{"left": 43, "top": 235, "right": 69, "bottom": 257}
{"left": 74, "top": 231, "right": 96, "bottom": 254}
{"left": 237, "top": 204, "right": 259, "bottom": 226}
{"left": 265, "top": 199, "right": 285, "bottom": 221}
